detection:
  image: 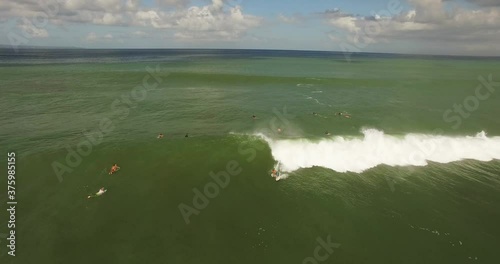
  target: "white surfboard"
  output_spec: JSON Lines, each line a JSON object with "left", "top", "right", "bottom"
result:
{"left": 96, "top": 189, "right": 107, "bottom": 196}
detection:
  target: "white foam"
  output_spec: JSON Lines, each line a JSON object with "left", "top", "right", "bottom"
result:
{"left": 257, "top": 129, "right": 500, "bottom": 173}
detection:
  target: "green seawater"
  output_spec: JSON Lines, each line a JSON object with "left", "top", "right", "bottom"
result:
{"left": 0, "top": 50, "right": 500, "bottom": 263}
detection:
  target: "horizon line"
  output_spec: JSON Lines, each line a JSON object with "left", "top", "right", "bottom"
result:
{"left": 0, "top": 44, "right": 499, "bottom": 59}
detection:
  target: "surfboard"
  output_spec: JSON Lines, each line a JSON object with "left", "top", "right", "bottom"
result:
{"left": 96, "top": 189, "right": 107, "bottom": 196}
{"left": 88, "top": 189, "right": 107, "bottom": 199}
{"left": 271, "top": 161, "right": 280, "bottom": 178}
{"left": 275, "top": 171, "right": 288, "bottom": 181}
{"left": 274, "top": 162, "right": 283, "bottom": 181}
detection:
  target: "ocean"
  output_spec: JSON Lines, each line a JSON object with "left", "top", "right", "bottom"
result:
{"left": 0, "top": 49, "right": 499, "bottom": 263}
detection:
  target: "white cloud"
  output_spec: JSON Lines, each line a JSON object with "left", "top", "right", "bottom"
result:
{"left": 325, "top": 0, "right": 500, "bottom": 54}
{"left": 170, "top": 0, "right": 262, "bottom": 40}
{"left": 93, "top": 12, "right": 125, "bottom": 25}
{"left": 278, "top": 14, "right": 305, "bottom": 24}
{"left": 329, "top": 16, "right": 359, "bottom": 32}
{"left": 133, "top": 0, "right": 261, "bottom": 40}
{"left": 18, "top": 21, "right": 49, "bottom": 38}
{"left": 134, "top": 10, "right": 170, "bottom": 28}
{"left": 0, "top": 0, "right": 261, "bottom": 42}
{"left": 126, "top": 0, "right": 141, "bottom": 11}
{"left": 85, "top": 32, "right": 98, "bottom": 42}
{"left": 408, "top": 0, "right": 447, "bottom": 23}
{"left": 64, "top": 0, "right": 124, "bottom": 13}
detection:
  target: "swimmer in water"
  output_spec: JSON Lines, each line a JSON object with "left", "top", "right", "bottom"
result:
{"left": 157, "top": 133, "right": 164, "bottom": 139}
{"left": 252, "top": 115, "right": 257, "bottom": 120}
{"left": 109, "top": 164, "right": 120, "bottom": 175}
{"left": 185, "top": 133, "right": 189, "bottom": 138}
{"left": 325, "top": 131, "right": 331, "bottom": 136}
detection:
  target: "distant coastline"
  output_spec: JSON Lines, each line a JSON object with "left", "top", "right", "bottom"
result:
{"left": 0, "top": 44, "right": 82, "bottom": 50}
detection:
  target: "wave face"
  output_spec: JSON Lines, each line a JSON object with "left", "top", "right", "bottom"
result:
{"left": 258, "top": 129, "right": 500, "bottom": 173}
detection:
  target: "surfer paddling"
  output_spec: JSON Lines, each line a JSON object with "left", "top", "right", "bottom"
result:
{"left": 336, "top": 112, "right": 351, "bottom": 118}
{"left": 109, "top": 164, "right": 120, "bottom": 175}
{"left": 87, "top": 187, "right": 107, "bottom": 199}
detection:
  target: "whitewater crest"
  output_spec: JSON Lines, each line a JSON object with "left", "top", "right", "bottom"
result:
{"left": 257, "top": 129, "right": 500, "bottom": 173}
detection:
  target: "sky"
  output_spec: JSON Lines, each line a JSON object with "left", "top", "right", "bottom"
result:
{"left": 1, "top": 0, "right": 500, "bottom": 55}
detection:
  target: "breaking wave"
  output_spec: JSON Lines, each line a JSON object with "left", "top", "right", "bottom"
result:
{"left": 256, "top": 129, "right": 500, "bottom": 173}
